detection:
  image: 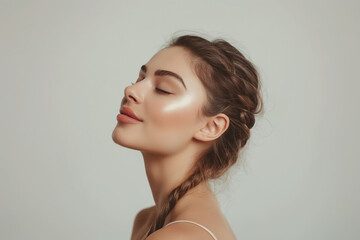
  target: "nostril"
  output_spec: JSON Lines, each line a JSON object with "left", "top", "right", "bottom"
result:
{"left": 124, "top": 82, "right": 144, "bottom": 104}
{"left": 124, "top": 87, "right": 139, "bottom": 103}
{"left": 129, "top": 95, "right": 137, "bottom": 102}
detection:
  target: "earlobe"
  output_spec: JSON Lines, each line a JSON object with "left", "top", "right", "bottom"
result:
{"left": 193, "top": 113, "right": 230, "bottom": 142}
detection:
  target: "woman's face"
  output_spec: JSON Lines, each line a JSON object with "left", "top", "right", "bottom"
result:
{"left": 112, "top": 46, "right": 208, "bottom": 155}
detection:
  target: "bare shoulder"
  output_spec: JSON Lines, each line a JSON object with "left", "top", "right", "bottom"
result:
{"left": 134, "top": 205, "right": 156, "bottom": 224}
{"left": 131, "top": 205, "right": 156, "bottom": 240}
{"left": 152, "top": 194, "right": 237, "bottom": 240}
{"left": 145, "top": 221, "right": 214, "bottom": 240}
{"left": 146, "top": 206, "right": 235, "bottom": 240}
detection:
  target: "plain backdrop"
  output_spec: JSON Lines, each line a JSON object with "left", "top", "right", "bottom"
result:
{"left": 1, "top": 0, "right": 359, "bottom": 239}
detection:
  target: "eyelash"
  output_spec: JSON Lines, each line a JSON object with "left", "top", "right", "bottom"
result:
{"left": 155, "top": 88, "right": 171, "bottom": 94}
{"left": 131, "top": 79, "right": 171, "bottom": 95}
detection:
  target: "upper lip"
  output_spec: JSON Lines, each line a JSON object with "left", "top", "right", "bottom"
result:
{"left": 120, "top": 106, "right": 143, "bottom": 121}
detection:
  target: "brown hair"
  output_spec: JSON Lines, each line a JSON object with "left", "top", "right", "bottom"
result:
{"left": 147, "top": 34, "right": 264, "bottom": 236}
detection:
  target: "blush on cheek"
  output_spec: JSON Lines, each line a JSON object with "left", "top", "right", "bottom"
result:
{"left": 151, "top": 95, "right": 200, "bottom": 130}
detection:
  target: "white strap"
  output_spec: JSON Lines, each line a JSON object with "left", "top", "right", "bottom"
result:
{"left": 165, "top": 220, "right": 218, "bottom": 240}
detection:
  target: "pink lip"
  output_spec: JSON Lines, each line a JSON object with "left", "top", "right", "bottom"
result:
{"left": 117, "top": 114, "right": 142, "bottom": 124}
{"left": 117, "top": 106, "right": 143, "bottom": 124}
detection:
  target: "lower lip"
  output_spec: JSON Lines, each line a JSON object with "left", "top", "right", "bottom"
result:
{"left": 117, "top": 114, "right": 142, "bottom": 124}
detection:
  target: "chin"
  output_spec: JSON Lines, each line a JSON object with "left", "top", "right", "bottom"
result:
{"left": 111, "top": 127, "right": 141, "bottom": 150}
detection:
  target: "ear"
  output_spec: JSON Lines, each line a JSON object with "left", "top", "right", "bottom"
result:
{"left": 193, "top": 113, "right": 230, "bottom": 142}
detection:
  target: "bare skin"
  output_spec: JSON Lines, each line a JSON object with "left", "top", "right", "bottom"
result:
{"left": 112, "top": 46, "right": 236, "bottom": 239}
{"left": 131, "top": 182, "right": 237, "bottom": 240}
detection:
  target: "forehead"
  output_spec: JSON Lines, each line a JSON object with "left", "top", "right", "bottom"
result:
{"left": 145, "top": 46, "right": 199, "bottom": 84}
{"left": 148, "top": 46, "right": 193, "bottom": 67}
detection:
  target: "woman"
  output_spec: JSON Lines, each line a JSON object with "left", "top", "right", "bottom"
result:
{"left": 112, "top": 34, "right": 263, "bottom": 240}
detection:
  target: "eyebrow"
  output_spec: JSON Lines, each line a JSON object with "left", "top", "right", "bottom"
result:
{"left": 141, "top": 65, "right": 187, "bottom": 90}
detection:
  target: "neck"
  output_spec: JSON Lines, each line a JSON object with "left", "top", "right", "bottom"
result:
{"left": 141, "top": 144, "right": 203, "bottom": 208}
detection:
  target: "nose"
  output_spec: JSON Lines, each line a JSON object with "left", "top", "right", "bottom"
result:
{"left": 123, "top": 83, "right": 143, "bottom": 104}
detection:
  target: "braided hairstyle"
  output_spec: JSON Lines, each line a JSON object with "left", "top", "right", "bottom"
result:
{"left": 147, "top": 34, "right": 263, "bottom": 236}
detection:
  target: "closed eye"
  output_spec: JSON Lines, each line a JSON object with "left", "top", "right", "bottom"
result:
{"left": 133, "top": 73, "right": 171, "bottom": 94}
{"left": 156, "top": 88, "right": 171, "bottom": 94}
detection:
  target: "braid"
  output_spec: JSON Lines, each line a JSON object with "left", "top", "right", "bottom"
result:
{"left": 147, "top": 168, "right": 205, "bottom": 236}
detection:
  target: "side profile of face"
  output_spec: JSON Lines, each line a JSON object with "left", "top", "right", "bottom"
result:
{"left": 112, "top": 46, "right": 209, "bottom": 156}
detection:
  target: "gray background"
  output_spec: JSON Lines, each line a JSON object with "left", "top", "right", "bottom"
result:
{"left": 1, "top": 0, "right": 359, "bottom": 239}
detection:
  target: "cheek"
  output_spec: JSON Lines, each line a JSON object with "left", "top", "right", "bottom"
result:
{"left": 147, "top": 95, "right": 201, "bottom": 133}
